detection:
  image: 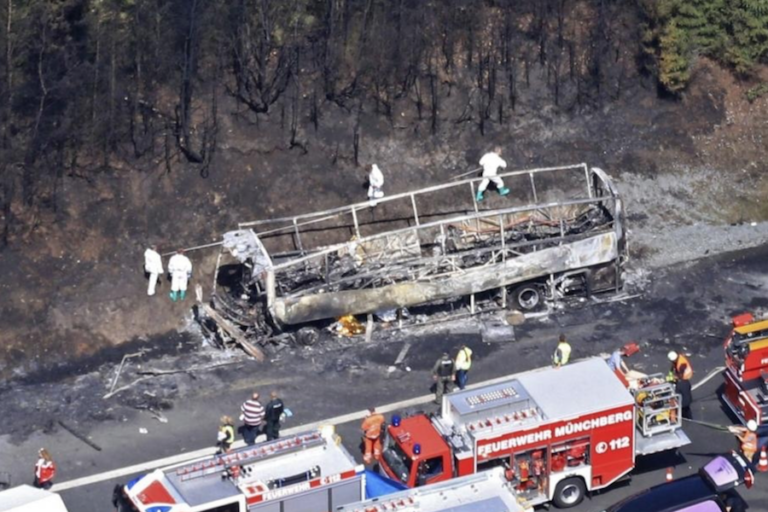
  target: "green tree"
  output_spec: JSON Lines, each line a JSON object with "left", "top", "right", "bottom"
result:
{"left": 727, "top": 1, "right": 768, "bottom": 75}
{"left": 659, "top": 20, "right": 691, "bottom": 93}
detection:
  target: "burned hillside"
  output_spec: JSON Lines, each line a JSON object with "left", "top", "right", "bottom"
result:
{"left": 1, "top": 0, "right": 768, "bottom": 382}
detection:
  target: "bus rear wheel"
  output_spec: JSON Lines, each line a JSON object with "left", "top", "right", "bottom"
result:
{"left": 510, "top": 284, "right": 544, "bottom": 311}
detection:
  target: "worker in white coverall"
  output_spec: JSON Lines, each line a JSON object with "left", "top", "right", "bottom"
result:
{"left": 144, "top": 245, "right": 164, "bottom": 296}
{"left": 368, "top": 164, "right": 384, "bottom": 204}
{"left": 476, "top": 147, "right": 510, "bottom": 201}
{"left": 168, "top": 250, "right": 192, "bottom": 302}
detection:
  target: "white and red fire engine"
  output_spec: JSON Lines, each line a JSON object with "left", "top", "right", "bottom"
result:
{"left": 723, "top": 312, "right": 768, "bottom": 427}
{"left": 378, "top": 358, "right": 691, "bottom": 509}
{"left": 115, "top": 427, "right": 365, "bottom": 512}
{"left": 337, "top": 467, "right": 533, "bottom": 512}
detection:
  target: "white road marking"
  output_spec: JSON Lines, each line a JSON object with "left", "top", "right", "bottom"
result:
{"left": 53, "top": 361, "right": 726, "bottom": 492}
{"left": 53, "top": 371, "right": 514, "bottom": 491}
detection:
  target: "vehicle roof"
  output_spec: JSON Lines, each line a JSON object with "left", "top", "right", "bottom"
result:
{"left": 0, "top": 485, "right": 67, "bottom": 512}
{"left": 391, "top": 415, "right": 450, "bottom": 460}
{"left": 520, "top": 358, "right": 632, "bottom": 419}
{"left": 337, "top": 467, "right": 528, "bottom": 512}
{"left": 734, "top": 318, "right": 768, "bottom": 336}
{"left": 605, "top": 475, "right": 719, "bottom": 512}
{"left": 126, "top": 430, "right": 359, "bottom": 510}
{"left": 443, "top": 358, "right": 632, "bottom": 435}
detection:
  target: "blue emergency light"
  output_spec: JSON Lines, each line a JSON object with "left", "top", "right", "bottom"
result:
{"left": 392, "top": 415, "right": 401, "bottom": 427}
{"left": 413, "top": 443, "right": 421, "bottom": 455}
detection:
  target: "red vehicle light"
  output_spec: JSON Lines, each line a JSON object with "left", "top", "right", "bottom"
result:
{"left": 733, "top": 313, "right": 754, "bottom": 328}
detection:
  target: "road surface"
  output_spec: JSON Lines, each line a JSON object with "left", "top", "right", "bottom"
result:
{"left": 3, "top": 244, "right": 768, "bottom": 510}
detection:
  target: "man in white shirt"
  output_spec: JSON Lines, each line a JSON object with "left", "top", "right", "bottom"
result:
{"left": 477, "top": 147, "right": 510, "bottom": 201}
{"left": 368, "top": 164, "right": 384, "bottom": 204}
{"left": 144, "top": 245, "right": 164, "bottom": 296}
{"left": 168, "top": 250, "right": 193, "bottom": 301}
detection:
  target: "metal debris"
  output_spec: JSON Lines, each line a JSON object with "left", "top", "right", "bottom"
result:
{"left": 198, "top": 164, "right": 627, "bottom": 357}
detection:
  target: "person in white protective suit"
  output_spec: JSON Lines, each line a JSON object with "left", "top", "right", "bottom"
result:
{"left": 367, "top": 164, "right": 385, "bottom": 203}
{"left": 144, "top": 245, "right": 164, "bottom": 296}
{"left": 168, "top": 250, "right": 193, "bottom": 302}
{"left": 476, "top": 147, "right": 510, "bottom": 201}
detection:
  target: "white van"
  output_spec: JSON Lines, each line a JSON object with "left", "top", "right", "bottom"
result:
{"left": 0, "top": 485, "right": 69, "bottom": 512}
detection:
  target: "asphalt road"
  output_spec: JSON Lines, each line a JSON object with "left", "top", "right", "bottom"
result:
{"left": 4, "top": 244, "right": 768, "bottom": 511}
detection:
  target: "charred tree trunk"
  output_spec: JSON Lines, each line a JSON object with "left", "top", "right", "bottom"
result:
{"left": 3, "top": 0, "right": 13, "bottom": 147}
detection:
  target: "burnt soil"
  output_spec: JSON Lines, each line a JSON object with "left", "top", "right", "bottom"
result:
{"left": 2, "top": 59, "right": 768, "bottom": 442}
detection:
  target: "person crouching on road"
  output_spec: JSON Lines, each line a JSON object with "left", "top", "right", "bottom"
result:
{"left": 552, "top": 334, "right": 571, "bottom": 368}
{"left": 361, "top": 407, "right": 385, "bottom": 465}
{"left": 240, "top": 392, "right": 265, "bottom": 446}
{"left": 607, "top": 347, "right": 630, "bottom": 375}
{"left": 168, "top": 249, "right": 192, "bottom": 302}
{"left": 454, "top": 344, "right": 473, "bottom": 390}
{"left": 217, "top": 416, "right": 235, "bottom": 454}
{"left": 432, "top": 352, "right": 455, "bottom": 404}
{"left": 33, "top": 448, "right": 56, "bottom": 489}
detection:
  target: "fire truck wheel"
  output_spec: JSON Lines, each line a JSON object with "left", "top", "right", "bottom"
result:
{"left": 510, "top": 284, "right": 543, "bottom": 311}
{"left": 553, "top": 477, "right": 586, "bottom": 508}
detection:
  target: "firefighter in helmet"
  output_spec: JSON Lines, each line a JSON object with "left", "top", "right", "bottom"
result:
{"left": 666, "top": 351, "right": 693, "bottom": 382}
{"left": 361, "top": 408, "right": 385, "bottom": 465}
{"left": 729, "top": 419, "right": 759, "bottom": 464}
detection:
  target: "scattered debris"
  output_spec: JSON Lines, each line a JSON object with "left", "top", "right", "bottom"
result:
{"left": 103, "top": 377, "right": 151, "bottom": 400}
{"left": 334, "top": 315, "right": 366, "bottom": 336}
{"left": 364, "top": 314, "right": 374, "bottom": 343}
{"left": 108, "top": 350, "right": 148, "bottom": 395}
{"left": 393, "top": 342, "right": 413, "bottom": 367}
{"left": 135, "top": 360, "right": 245, "bottom": 377}
{"left": 198, "top": 165, "right": 627, "bottom": 359}
{"left": 58, "top": 420, "right": 102, "bottom": 452}
{"left": 506, "top": 310, "right": 526, "bottom": 326}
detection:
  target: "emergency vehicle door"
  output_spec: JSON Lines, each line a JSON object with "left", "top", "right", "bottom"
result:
{"left": 416, "top": 455, "right": 451, "bottom": 487}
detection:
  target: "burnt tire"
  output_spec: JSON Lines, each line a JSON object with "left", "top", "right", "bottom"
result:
{"left": 295, "top": 327, "right": 320, "bottom": 346}
{"left": 553, "top": 477, "right": 586, "bottom": 508}
{"left": 510, "top": 284, "right": 544, "bottom": 311}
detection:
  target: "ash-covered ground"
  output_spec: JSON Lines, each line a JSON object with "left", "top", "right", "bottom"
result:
{"left": 2, "top": 59, "right": 768, "bottom": 449}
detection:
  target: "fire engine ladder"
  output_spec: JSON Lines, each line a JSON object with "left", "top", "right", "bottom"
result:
{"left": 173, "top": 431, "right": 325, "bottom": 482}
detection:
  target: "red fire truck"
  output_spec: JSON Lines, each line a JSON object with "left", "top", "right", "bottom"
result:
{"left": 723, "top": 312, "right": 768, "bottom": 427}
{"left": 114, "top": 427, "right": 365, "bottom": 512}
{"left": 379, "top": 358, "right": 691, "bottom": 509}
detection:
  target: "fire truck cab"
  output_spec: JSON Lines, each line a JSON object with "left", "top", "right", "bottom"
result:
{"left": 337, "top": 467, "right": 533, "bottom": 512}
{"left": 116, "top": 428, "right": 365, "bottom": 512}
{"left": 379, "top": 358, "right": 690, "bottom": 509}
{"left": 723, "top": 312, "right": 768, "bottom": 427}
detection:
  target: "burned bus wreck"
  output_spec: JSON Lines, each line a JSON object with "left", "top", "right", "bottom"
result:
{"left": 197, "top": 164, "right": 627, "bottom": 352}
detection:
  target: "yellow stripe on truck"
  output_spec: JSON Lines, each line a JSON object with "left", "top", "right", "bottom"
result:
{"left": 748, "top": 337, "right": 768, "bottom": 351}
{"left": 735, "top": 318, "right": 768, "bottom": 335}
